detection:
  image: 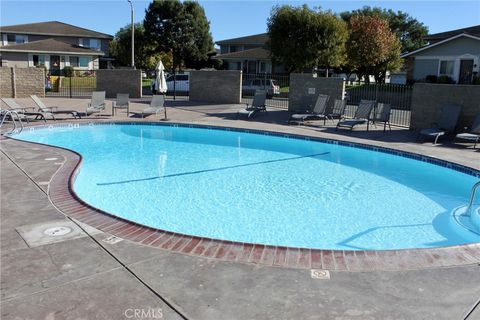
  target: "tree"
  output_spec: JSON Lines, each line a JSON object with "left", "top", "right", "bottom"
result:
{"left": 143, "top": 0, "right": 214, "bottom": 70}
{"left": 110, "top": 23, "right": 150, "bottom": 69}
{"left": 267, "top": 5, "right": 348, "bottom": 74}
{"left": 346, "top": 15, "right": 402, "bottom": 83}
{"left": 340, "top": 6, "right": 428, "bottom": 53}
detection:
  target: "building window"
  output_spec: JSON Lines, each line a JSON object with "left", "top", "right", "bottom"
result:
{"left": 33, "top": 54, "right": 45, "bottom": 66}
{"left": 230, "top": 45, "right": 238, "bottom": 53}
{"left": 79, "top": 57, "right": 90, "bottom": 67}
{"left": 439, "top": 60, "right": 454, "bottom": 75}
{"left": 70, "top": 56, "right": 79, "bottom": 67}
{"left": 259, "top": 62, "right": 266, "bottom": 73}
{"left": 7, "top": 34, "right": 27, "bottom": 44}
{"left": 80, "top": 38, "right": 101, "bottom": 51}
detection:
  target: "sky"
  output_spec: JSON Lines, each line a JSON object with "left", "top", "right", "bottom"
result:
{"left": 0, "top": 0, "right": 479, "bottom": 43}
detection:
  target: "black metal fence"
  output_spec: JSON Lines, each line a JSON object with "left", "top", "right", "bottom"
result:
{"left": 142, "top": 71, "right": 190, "bottom": 101}
{"left": 345, "top": 81, "right": 413, "bottom": 127}
{"left": 45, "top": 70, "right": 97, "bottom": 97}
{"left": 241, "top": 73, "right": 289, "bottom": 109}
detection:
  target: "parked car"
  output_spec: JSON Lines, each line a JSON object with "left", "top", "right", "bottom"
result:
{"left": 151, "top": 72, "right": 189, "bottom": 94}
{"left": 242, "top": 79, "right": 280, "bottom": 98}
{"left": 166, "top": 73, "right": 189, "bottom": 92}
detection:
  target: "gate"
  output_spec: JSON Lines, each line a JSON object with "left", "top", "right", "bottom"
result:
{"left": 241, "top": 73, "right": 289, "bottom": 109}
{"left": 345, "top": 81, "right": 412, "bottom": 127}
{"left": 45, "top": 70, "right": 97, "bottom": 97}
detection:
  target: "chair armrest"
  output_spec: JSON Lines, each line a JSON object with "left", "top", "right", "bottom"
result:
{"left": 14, "top": 106, "right": 35, "bottom": 112}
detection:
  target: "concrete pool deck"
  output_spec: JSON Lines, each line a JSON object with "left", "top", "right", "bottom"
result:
{"left": 1, "top": 97, "right": 479, "bottom": 319}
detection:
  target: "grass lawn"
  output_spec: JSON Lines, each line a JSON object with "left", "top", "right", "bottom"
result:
{"left": 280, "top": 86, "right": 289, "bottom": 93}
{"left": 60, "top": 77, "right": 96, "bottom": 88}
{"left": 142, "top": 79, "right": 153, "bottom": 87}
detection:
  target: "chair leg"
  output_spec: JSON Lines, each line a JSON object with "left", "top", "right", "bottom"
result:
{"left": 434, "top": 134, "right": 440, "bottom": 145}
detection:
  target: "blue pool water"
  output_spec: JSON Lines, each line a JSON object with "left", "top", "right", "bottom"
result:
{"left": 14, "top": 124, "right": 480, "bottom": 250}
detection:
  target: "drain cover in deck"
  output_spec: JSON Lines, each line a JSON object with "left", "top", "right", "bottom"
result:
{"left": 44, "top": 226, "right": 72, "bottom": 237}
{"left": 16, "top": 220, "right": 86, "bottom": 248}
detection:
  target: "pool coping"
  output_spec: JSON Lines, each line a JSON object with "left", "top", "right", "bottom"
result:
{"left": 7, "top": 121, "right": 480, "bottom": 272}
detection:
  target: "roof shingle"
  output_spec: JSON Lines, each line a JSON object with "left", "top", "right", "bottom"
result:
{"left": 215, "top": 47, "right": 271, "bottom": 60}
{"left": 424, "top": 24, "right": 480, "bottom": 42}
{"left": 0, "top": 39, "right": 104, "bottom": 55}
{"left": 216, "top": 33, "right": 268, "bottom": 46}
{"left": 0, "top": 21, "right": 113, "bottom": 39}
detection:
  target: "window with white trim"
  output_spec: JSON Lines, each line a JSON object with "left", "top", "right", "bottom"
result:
{"left": 79, "top": 38, "right": 101, "bottom": 51}
{"left": 439, "top": 60, "right": 454, "bottom": 76}
{"left": 32, "top": 54, "right": 46, "bottom": 67}
{"left": 79, "top": 56, "right": 90, "bottom": 67}
{"left": 70, "top": 56, "right": 79, "bottom": 67}
{"left": 7, "top": 34, "right": 27, "bottom": 44}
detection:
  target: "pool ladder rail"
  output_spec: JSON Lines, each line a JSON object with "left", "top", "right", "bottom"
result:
{"left": 0, "top": 109, "right": 24, "bottom": 134}
{"left": 465, "top": 181, "right": 480, "bottom": 216}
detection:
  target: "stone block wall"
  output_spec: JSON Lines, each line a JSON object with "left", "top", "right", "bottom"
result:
{"left": 0, "top": 67, "right": 14, "bottom": 98}
{"left": 15, "top": 67, "right": 45, "bottom": 98}
{"left": 190, "top": 71, "right": 241, "bottom": 104}
{"left": 288, "top": 74, "right": 345, "bottom": 112}
{"left": 0, "top": 67, "right": 45, "bottom": 98}
{"left": 410, "top": 83, "right": 480, "bottom": 130}
{"left": 96, "top": 69, "right": 142, "bottom": 98}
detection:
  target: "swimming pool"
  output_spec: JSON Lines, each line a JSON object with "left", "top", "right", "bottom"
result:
{"left": 13, "top": 123, "right": 480, "bottom": 250}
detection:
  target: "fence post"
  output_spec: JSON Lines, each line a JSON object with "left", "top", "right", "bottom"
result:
{"left": 12, "top": 66, "right": 16, "bottom": 98}
{"left": 69, "top": 73, "right": 72, "bottom": 98}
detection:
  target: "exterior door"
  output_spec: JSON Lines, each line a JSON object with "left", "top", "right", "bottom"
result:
{"left": 247, "top": 61, "right": 257, "bottom": 74}
{"left": 458, "top": 59, "right": 474, "bottom": 84}
{"left": 50, "top": 55, "right": 60, "bottom": 76}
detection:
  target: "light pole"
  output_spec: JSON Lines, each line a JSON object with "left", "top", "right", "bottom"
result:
{"left": 127, "top": 0, "right": 134, "bottom": 69}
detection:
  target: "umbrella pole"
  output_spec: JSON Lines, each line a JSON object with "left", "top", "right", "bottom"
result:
{"left": 163, "top": 93, "right": 167, "bottom": 120}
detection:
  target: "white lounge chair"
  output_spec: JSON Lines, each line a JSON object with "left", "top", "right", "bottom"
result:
{"left": 141, "top": 95, "right": 166, "bottom": 119}
{"left": 30, "top": 95, "right": 80, "bottom": 119}
{"left": 112, "top": 93, "right": 130, "bottom": 116}
{"left": 1, "top": 98, "right": 48, "bottom": 123}
{"left": 455, "top": 113, "right": 480, "bottom": 149}
{"left": 86, "top": 91, "right": 106, "bottom": 116}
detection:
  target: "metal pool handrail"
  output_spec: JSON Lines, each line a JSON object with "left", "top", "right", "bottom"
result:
{"left": 466, "top": 181, "right": 480, "bottom": 216}
{"left": 0, "top": 109, "right": 23, "bottom": 134}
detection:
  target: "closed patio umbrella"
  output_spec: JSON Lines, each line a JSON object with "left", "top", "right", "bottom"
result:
{"left": 155, "top": 60, "right": 168, "bottom": 94}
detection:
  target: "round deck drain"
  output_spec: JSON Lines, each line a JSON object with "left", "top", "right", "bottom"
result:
{"left": 44, "top": 226, "right": 72, "bottom": 237}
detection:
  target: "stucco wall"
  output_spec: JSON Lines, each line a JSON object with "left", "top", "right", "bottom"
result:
{"left": 96, "top": 69, "right": 142, "bottom": 98}
{"left": 0, "top": 67, "right": 45, "bottom": 98}
{"left": 1, "top": 52, "right": 29, "bottom": 68}
{"left": 190, "top": 70, "right": 242, "bottom": 104}
{"left": 412, "top": 59, "right": 439, "bottom": 81}
{"left": 288, "top": 74, "right": 345, "bottom": 112}
{"left": 410, "top": 83, "right": 480, "bottom": 130}
{"left": 414, "top": 37, "right": 480, "bottom": 57}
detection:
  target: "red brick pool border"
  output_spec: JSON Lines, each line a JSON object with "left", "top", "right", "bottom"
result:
{"left": 12, "top": 122, "right": 480, "bottom": 271}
